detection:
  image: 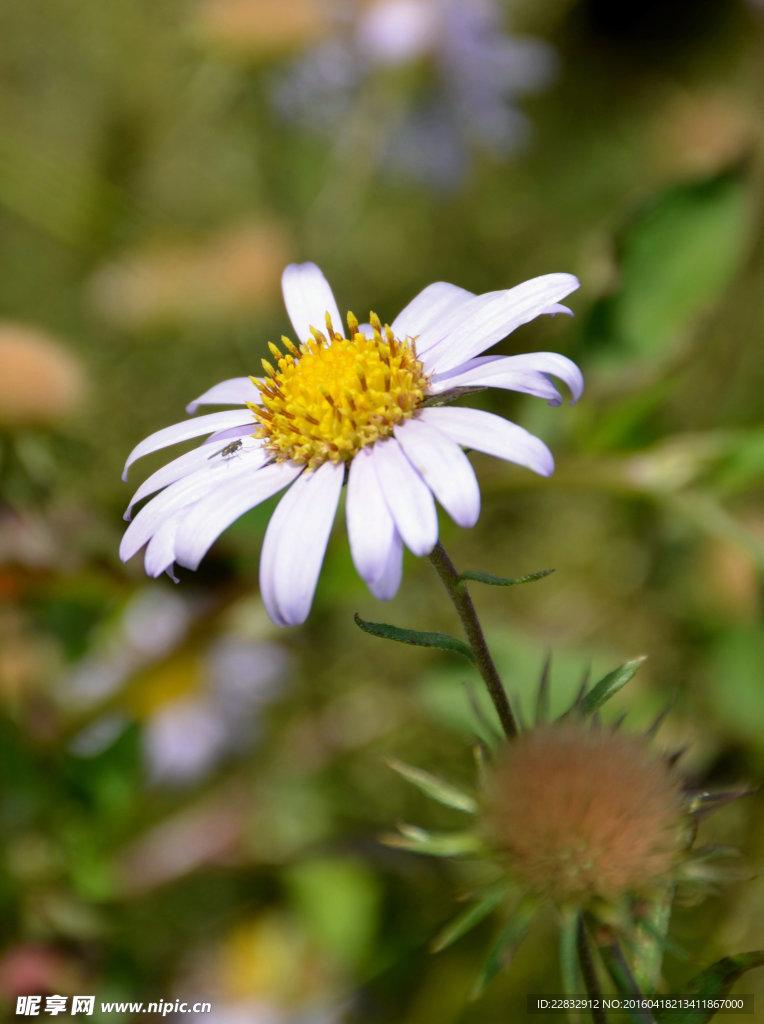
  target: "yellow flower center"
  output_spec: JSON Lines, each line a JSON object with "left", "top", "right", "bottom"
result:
{"left": 249, "top": 312, "right": 430, "bottom": 469}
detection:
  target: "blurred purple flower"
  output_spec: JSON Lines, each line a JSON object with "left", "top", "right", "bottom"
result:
{"left": 271, "top": 0, "right": 557, "bottom": 187}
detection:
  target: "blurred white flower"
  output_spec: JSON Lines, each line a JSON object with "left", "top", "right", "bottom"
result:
{"left": 144, "top": 638, "right": 289, "bottom": 784}
{"left": 64, "top": 590, "right": 291, "bottom": 783}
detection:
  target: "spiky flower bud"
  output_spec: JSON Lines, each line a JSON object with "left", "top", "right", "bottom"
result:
{"left": 484, "top": 721, "right": 687, "bottom": 908}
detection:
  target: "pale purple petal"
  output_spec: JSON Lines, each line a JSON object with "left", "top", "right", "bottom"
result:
{"left": 391, "top": 281, "right": 474, "bottom": 342}
{"left": 124, "top": 434, "right": 264, "bottom": 520}
{"left": 186, "top": 377, "right": 261, "bottom": 414}
{"left": 543, "top": 303, "right": 574, "bottom": 317}
{"left": 281, "top": 262, "right": 343, "bottom": 343}
{"left": 417, "top": 273, "right": 580, "bottom": 373}
{"left": 366, "top": 529, "right": 404, "bottom": 600}
{"left": 204, "top": 424, "right": 258, "bottom": 447}
{"left": 174, "top": 461, "right": 302, "bottom": 571}
{"left": 429, "top": 351, "right": 583, "bottom": 405}
{"left": 120, "top": 452, "right": 262, "bottom": 562}
{"left": 122, "top": 410, "right": 255, "bottom": 481}
{"left": 259, "top": 462, "right": 344, "bottom": 627}
{"left": 370, "top": 438, "right": 438, "bottom": 556}
{"left": 144, "top": 516, "right": 180, "bottom": 578}
{"left": 394, "top": 418, "right": 480, "bottom": 528}
{"left": 419, "top": 406, "right": 554, "bottom": 476}
{"left": 430, "top": 360, "right": 559, "bottom": 403}
{"left": 346, "top": 446, "right": 399, "bottom": 586}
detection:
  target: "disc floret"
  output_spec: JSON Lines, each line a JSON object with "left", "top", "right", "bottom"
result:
{"left": 250, "top": 311, "right": 430, "bottom": 469}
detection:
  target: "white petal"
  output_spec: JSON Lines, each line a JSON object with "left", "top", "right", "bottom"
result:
{"left": 203, "top": 423, "right": 258, "bottom": 447}
{"left": 144, "top": 516, "right": 180, "bottom": 578}
{"left": 543, "top": 303, "right": 574, "bottom": 317}
{"left": 366, "top": 528, "right": 403, "bottom": 600}
{"left": 174, "top": 461, "right": 302, "bottom": 571}
{"left": 281, "top": 262, "right": 343, "bottom": 344}
{"left": 120, "top": 450, "right": 261, "bottom": 562}
{"left": 346, "top": 446, "right": 398, "bottom": 585}
{"left": 391, "top": 281, "right": 474, "bottom": 342}
{"left": 394, "top": 418, "right": 480, "bottom": 528}
{"left": 124, "top": 433, "right": 263, "bottom": 520}
{"left": 370, "top": 438, "right": 438, "bottom": 556}
{"left": 123, "top": 409, "right": 255, "bottom": 481}
{"left": 418, "top": 273, "right": 580, "bottom": 374}
{"left": 430, "top": 361, "right": 559, "bottom": 403}
{"left": 429, "top": 352, "right": 584, "bottom": 405}
{"left": 419, "top": 407, "right": 554, "bottom": 477}
{"left": 186, "top": 377, "right": 261, "bottom": 413}
{"left": 259, "top": 462, "right": 344, "bottom": 627}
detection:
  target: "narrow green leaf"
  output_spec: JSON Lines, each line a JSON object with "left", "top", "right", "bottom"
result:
{"left": 655, "top": 951, "right": 764, "bottom": 1023}
{"left": 383, "top": 824, "right": 485, "bottom": 857}
{"left": 354, "top": 614, "right": 475, "bottom": 663}
{"left": 431, "top": 882, "right": 510, "bottom": 953}
{"left": 687, "top": 786, "right": 753, "bottom": 817}
{"left": 597, "top": 935, "right": 658, "bottom": 1024}
{"left": 577, "top": 656, "right": 648, "bottom": 715}
{"left": 386, "top": 758, "right": 478, "bottom": 813}
{"left": 471, "top": 896, "right": 538, "bottom": 998}
{"left": 559, "top": 911, "right": 584, "bottom": 1007}
{"left": 457, "top": 568, "right": 555, "bottom": 587}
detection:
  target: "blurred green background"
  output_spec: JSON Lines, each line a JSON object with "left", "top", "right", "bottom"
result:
{"left": 1, "top": 0, "right": 763, "bottom": 1021}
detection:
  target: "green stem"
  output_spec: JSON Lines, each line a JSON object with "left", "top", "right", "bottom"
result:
{"left": 577, "top": 917, "right": 608, "bottom": 1024}
{"left": 428, "top": 541, "right": 517, "bottom": 739}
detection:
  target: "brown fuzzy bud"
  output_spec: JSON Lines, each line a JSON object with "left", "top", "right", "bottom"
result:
{"left": 484, "top": 722, "right": 686, "bottom": 907}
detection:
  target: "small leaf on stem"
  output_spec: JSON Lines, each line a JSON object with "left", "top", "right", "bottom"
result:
{"left": 353, "top": 613, "right": 475, "bottom": 663}
{"left": 457, "top": 568, "right": 555, "bottom": 587}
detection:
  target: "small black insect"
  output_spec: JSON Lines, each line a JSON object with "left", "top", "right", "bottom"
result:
{"left": 207, "top": 438, "right": 244, "bottom": 461}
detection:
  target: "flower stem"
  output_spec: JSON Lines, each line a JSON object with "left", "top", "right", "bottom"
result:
{"left": 576, "top": 917, "right": 609, "bottom": 1024}
{"left": 428, "top": 541, "right": 517, "bottom": 738}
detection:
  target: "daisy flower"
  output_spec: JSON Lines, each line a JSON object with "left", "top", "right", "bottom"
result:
{"left": 121, "top": 262, "right": 581, "bottom": 626}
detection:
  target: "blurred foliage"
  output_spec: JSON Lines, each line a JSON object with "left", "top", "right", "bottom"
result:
{"left": 1, "top": 0, "right": 763, "bottom": 1021}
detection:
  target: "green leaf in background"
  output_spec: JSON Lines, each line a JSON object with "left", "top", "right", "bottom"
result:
{"left": 592, "top": 167, "right": 752, "bottom": 370}
{"left": 654, "top": 951, "right": 764, "bottom": 1024}
{"left": 430, "top": 882, "right": 510, "bottom": 953}
{"left": 353, "top": 613, "right": 475, "bottom": 663}
{"left": 456, "top": 568, "right": 555, "bottom": 587}
{"left": 470, "top": 895, "right": 539, "bottom": 998}
{"left": 571, "top": 655, "right": 647, "bottom": 716}
{"left": 283, "top": 858, "right": 381, "bottom": 971}
{"left": 386, "top": 758, "right": 478, "bottom": 813}
{"left": 383, "top": 824, "right": 485, "bottom": 857}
